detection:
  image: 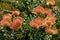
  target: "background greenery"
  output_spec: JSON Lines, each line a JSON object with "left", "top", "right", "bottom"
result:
{"left": 0, "top": 0, "right": 60, "bottom": 40}
{"left": 55, "top": 0, "right": 60, "bottom": 8}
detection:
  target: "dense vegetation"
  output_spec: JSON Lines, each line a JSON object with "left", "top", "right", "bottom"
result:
{"left": 0, "top": 0, "right": 60, "bottom": 40}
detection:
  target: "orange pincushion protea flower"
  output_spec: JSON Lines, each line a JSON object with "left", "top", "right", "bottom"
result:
{"left": 12, "top": 11, "right": 20, "bottom": 16}
{"left": 10, "top": 17, "right": 23, "bottom": 30}
{"left": 32, "top": 6, "right": 45, "bottom": 14}
{"left": 44, "top": 8, "right": 52, "bottom": 15}
{"left": 46, "top": 0, "right": 55, "bottom": 5}
{"left": 0, "top": 14, "right": 12, "bottom": 27}
{"left": 32, "top": 6, "right": 52, "bottom": 15}
{"left": 29, "top": 17, "right": 43, "bottom": 29}
{"left": 0, "top": 10, "right": 24, "bottom": 30}
{"left": 3, "top": 14, "right": 12, "bottom": 20}
{"left": 45, "top": 27, "right": 58, "bottom": 34}
{"left": 0, "top": 19, "right": 12, "bottom": 26}
{"left": 42, "top": 14, "right": 56, "bottom": 27}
